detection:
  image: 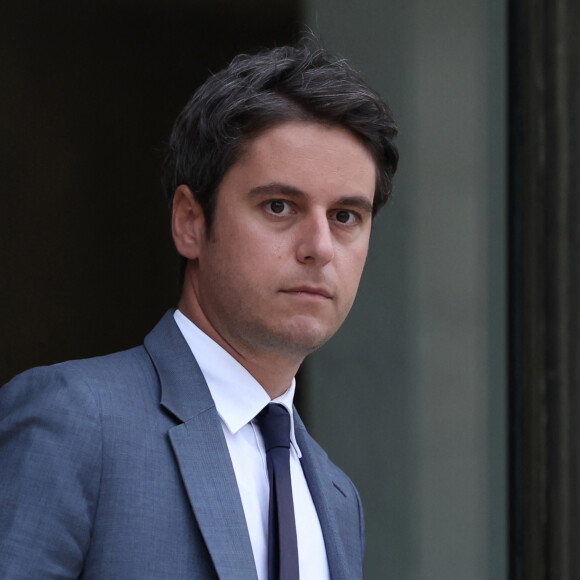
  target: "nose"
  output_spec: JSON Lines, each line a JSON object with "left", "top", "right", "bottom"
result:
{"left": 295, "top": 212, "right": 335, "bottom": 265}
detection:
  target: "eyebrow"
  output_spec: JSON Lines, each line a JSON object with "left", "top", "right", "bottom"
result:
{"left": 248, "top": 182, "right": 374, "bottom": 214}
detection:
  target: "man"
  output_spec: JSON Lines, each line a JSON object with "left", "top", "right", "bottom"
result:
{"left": 0, "top": 40, "right": 398, "bottom": 579}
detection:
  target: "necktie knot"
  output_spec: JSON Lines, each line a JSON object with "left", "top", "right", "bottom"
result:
{"left": 258, "top": 404, "right": 291, "bottom": 452}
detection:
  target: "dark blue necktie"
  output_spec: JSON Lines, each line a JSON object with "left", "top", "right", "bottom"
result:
{"left": 258, "top": 404, "right": 300, "bottom": 580}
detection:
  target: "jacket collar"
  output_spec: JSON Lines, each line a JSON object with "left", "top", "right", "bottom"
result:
{"left": 294, "top": 412, "right": 361, "bottom": 580}
{"left": 144, "top": 310, "right": 258, "bottom": 580}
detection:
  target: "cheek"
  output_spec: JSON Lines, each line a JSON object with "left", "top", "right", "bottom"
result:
{"left": 338, "top": 244, "right": 369, "bottom": 278}
{"left": 337, "top": 262, "right": 368, "bottom": 304}
{"left": 246, "top": 235, "right": 289, "bottom": 268}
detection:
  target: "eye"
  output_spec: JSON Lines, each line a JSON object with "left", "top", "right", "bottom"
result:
{"left": 265, "top": 200, "right": 292, "bottom": 216}
{"left": 334, "top": 210, "right": 357, "bottom": 224}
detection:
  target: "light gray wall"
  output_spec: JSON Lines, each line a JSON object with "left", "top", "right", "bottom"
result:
{"left": 302, "top": 1, "right": 507, "bottom": 578}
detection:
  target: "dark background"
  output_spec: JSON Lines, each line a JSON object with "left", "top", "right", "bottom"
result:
{"left": 0, "top": 0, "right": 301, "bottom": 384}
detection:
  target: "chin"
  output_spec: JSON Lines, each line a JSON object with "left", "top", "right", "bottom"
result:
{"left": 276, "top": 317, "right": 337, "bottom": 354}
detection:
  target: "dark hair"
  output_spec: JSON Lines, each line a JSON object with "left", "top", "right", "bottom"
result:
{"left": 162, "top": 39, "right": 399, "bottom": 232}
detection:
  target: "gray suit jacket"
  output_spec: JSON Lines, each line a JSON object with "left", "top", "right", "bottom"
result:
{"left": 0, "top": 311, "right": 364, "bottom": 579}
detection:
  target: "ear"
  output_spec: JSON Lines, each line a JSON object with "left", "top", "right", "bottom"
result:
{"left": 171, "top": 185, "right": 206, "bottom": 259}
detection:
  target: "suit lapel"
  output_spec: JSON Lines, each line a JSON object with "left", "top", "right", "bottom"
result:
{"left": 168, "top": 416, "right": 257, "bottom": 579}
{"left": 145, "top": 311, "right": 257, "bottom": 580}
{"left": 294, "top": 413, "right": 353, "bottom": 580}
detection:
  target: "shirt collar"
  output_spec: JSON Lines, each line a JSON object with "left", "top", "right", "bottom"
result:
{"left": 173, "top": 309, "right": 301, "bottom": 456}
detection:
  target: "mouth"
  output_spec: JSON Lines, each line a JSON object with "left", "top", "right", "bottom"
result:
{"left": 281, "top": 286, "right": 333, "bottom": 300}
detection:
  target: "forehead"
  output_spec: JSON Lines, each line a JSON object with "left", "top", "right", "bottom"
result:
{"left": 240, "top": 120, "right": 374, "bottom": 163}
{"left": 223, "top": 121, "right": 377, "bottom": 200}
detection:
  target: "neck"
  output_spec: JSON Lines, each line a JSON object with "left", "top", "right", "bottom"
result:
{"left": 177, "top": 298, "right": 303, "bottom": 399}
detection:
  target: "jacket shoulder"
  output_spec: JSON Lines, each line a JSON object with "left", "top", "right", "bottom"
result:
{"left": 2, "top": 345, "right": 155, "bottom": 406}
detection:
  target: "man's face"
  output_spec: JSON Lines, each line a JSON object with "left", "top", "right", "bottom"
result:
{"left": 181, "top": 120, "right": 376, "bottom": 362}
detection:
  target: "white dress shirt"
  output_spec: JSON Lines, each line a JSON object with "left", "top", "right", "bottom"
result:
{"left": 174, "top": 310, "right": 330, "bottom": 580}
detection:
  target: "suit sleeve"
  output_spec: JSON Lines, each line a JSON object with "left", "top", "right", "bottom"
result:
{"left": 0, "top": 366, "right": 102, "bottom": 579}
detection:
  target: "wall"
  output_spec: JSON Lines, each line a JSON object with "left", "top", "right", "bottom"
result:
{"left": 302, "top": 1, "right": 507, "bottom": 578}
